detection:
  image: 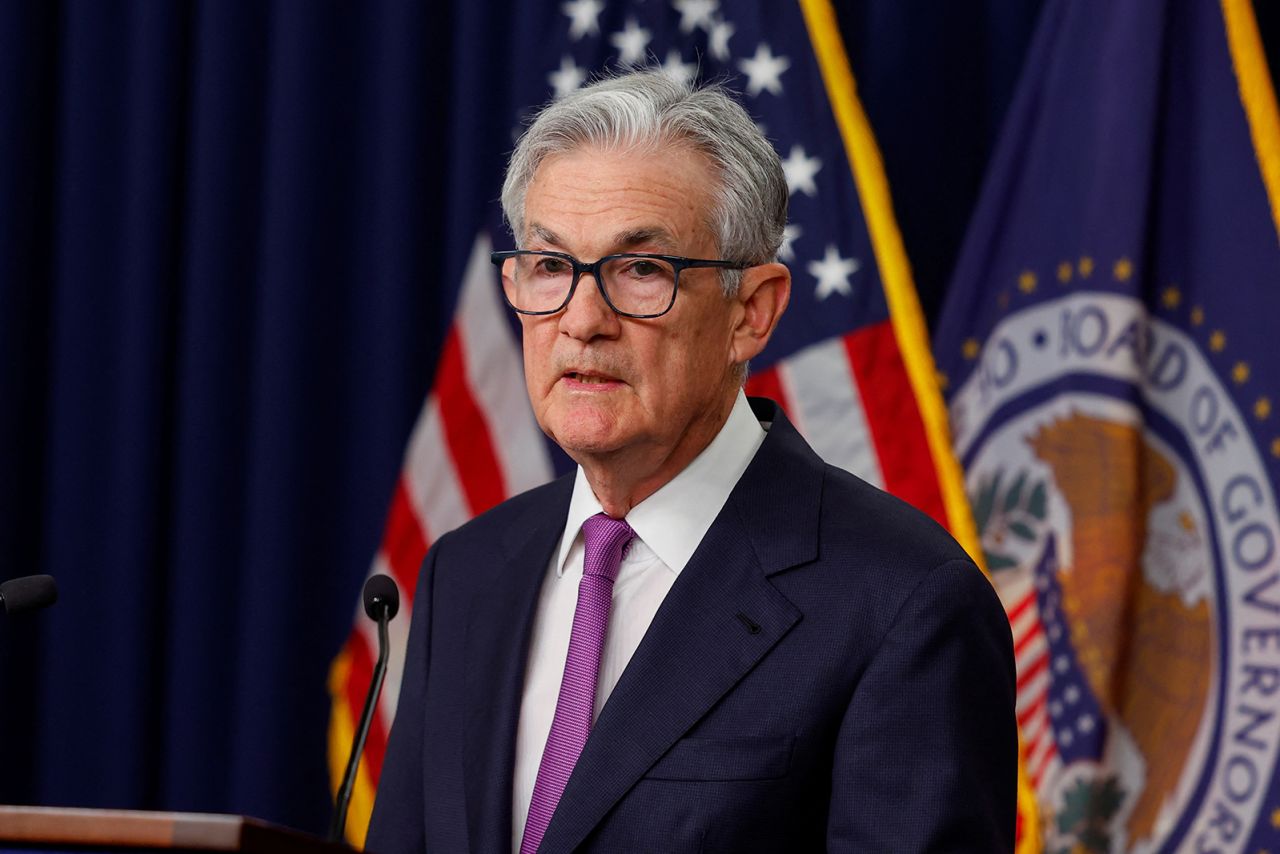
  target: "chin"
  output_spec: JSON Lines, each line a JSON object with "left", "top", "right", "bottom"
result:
{"left": 544, "top": 411, "right": 634, "bottom": 458}
{"left": 548, "top": 424, "right": 626, "bottom": 458}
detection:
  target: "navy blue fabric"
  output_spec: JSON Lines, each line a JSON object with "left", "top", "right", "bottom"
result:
{"left": 838, "top": 0, "right": 1044, "bottom": 324}
{"left": 367, "top": 400, "right": 1017, "bottom": 853}
{"left": 0, "top": 1, "right": 452, "bottom": 832}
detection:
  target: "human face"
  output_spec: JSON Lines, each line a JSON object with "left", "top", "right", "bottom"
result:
{"left": 514, "top": 145, "right": 742, "bottom": 475}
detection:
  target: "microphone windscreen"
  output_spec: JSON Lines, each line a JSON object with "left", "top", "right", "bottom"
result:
{"left": 0, "top": 574, "right": 58, "bottom": 614}
{"left": 362, "top": 574, "right": 400, "bottom": 621}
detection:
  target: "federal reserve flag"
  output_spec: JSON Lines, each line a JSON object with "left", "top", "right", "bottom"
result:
{"left": 935, "top": 1, "right": 1280, "bottom": 851}
{"left": 327, "top": 0, "right": 1034, "bottom": 847}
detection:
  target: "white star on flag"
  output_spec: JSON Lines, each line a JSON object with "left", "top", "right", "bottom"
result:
{"left": 781, "top": 144, "right": 822, "bottom": 196}
{"left": 611, "top": 19, "right": 652, "bottom": 66}
{"left": 708, "top": 18, "right": 735, "bottom": 61}
{"left": 738, "top": 43, "right": 790, "bottom": 96}
{"left": 659, "top": 49, "right": 697, "bottom": 87}
{"left": 808, "top": 244, "right": 860, "bottom": 299}
{"left": 778, "top": 223, "right": 801, "bottom": 262}
{"left": 672, "top": 0, "right": 719, "bottom": 33}
{"left": 549, "top": 55, "right": 588, "bottom": 98}
{"left": 562, "top": 0, "right": 604, "bottom": 40}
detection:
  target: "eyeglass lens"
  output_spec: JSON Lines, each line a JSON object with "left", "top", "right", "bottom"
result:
{"left": 503, "top": 253, "right": 677, "bottom": 316}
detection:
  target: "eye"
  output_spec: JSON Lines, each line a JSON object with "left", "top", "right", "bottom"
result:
{"left": 629, "top": 260, "right": 662, "bottom": 277}
{"left": 533, "top": 255, "right": 572, "bottom": 276}
{"left": 617, "top": 258, "right": 669, "bottom": 279}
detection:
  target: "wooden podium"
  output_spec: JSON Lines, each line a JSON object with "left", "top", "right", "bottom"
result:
{"left": 0, "top": 806, "right": 357, "bottom": 853}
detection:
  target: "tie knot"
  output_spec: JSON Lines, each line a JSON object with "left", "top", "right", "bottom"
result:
{"left": 580, "top": 513, "right": 635, "bottom": 583}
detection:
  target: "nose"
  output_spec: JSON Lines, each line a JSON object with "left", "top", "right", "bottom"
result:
{"left": 558, "top": 270, "right": 620, "bottom": 341}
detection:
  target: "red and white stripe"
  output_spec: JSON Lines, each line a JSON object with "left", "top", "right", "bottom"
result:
{"left": 775, "top": 337, "right": 884, "bottom": 487}
{"left": 338, "top": 232, "right": 553, "bottom": 790}
{"left": 1003, "top": 575, "right": 1061, "bottom": 790}
{"left": 745, "top": 319, "right": 949, "bottom": 529}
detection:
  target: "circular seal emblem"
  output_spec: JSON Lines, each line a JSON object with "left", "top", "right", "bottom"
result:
{"left": 950, "top": 289, "right": 1280, "bottom": 853}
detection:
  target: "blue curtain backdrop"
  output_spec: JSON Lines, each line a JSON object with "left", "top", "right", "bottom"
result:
{"left": 0, "top": 0, "right": 1273, "bottom": 838}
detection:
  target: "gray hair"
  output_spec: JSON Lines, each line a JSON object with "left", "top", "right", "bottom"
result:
{"left": 500, "top": 70, "right": 788, "bottom": 295}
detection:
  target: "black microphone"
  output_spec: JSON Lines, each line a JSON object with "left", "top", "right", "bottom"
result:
{"left": 330, "top": 573, "right": 400, "bottom": 842}
{"left": 0, "top": 575, "right": 58, "bottom": 615}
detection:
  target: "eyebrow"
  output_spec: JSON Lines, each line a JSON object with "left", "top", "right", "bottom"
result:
{"left": 525, "top": 224, "right": 680, "bottom": 254}
{"left": 614, "top": 227, "right": 678, "bottom": 252}
{"left": 527, "top": 224, "right": 562, "bottom": 247}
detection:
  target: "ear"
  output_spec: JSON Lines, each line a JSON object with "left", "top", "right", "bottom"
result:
{"left": 729, "top": 262, "right": 791, "bottom": 365}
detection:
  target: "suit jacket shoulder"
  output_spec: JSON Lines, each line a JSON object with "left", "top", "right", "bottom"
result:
{"left": 737, "top": 397, "right": 987, "bottom": 639}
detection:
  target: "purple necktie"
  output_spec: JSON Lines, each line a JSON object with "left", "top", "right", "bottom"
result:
{"left": 520, "top": 512, "right": 635, "bottom": 854}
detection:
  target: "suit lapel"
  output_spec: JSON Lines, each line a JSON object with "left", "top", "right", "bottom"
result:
{"left": 462, "top": 476, "right": 573, "bottom": 854}
{"left": 538, "top": 402, "right": 823, "bottom": 853}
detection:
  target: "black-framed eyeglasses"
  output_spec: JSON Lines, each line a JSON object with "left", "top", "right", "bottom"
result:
{"left": 490, "top": 250, "right": 748, "bottom": 319}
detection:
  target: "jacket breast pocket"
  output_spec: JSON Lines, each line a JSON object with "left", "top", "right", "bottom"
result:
{"left": 643, "top": 735, "right": 794, "bottom": 782}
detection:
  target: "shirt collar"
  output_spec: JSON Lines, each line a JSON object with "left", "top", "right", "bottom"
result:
{"left": 554, "top": 390, "right": 766, "bottom": 577}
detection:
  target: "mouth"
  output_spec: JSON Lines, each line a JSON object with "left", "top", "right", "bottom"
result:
{"left": 561, "top": 370, "right": 624, "bottom": 388}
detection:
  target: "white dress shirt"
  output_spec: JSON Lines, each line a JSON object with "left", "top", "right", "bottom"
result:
{"left": 510, "top": 391, "right": 766, "bottom": 850}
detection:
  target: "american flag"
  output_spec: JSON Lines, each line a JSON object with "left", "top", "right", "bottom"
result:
{"left": 1006, "top": 534, "right": 1108, "bottom": 794}
{"left": 1036, "top": 537, "right": 1108, "bottom": 766}
{"left": 327, "top": 0, "right": 1030, "bottom": 846}
{"left": 1007, "top": 578, "right": 1061, "bottom": 791}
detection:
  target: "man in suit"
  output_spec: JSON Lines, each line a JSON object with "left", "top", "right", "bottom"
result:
{"left": 367, "top": 70, "right": 1016, "bottom": 853}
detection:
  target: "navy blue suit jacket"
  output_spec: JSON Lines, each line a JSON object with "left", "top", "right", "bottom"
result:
{"left": 367, "top": 399, "right": 1016, "bottom": 853}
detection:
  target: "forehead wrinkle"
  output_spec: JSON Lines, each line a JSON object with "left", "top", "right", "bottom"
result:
{"left": 526, "top": 221, "right": 684, "bottom": 257}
